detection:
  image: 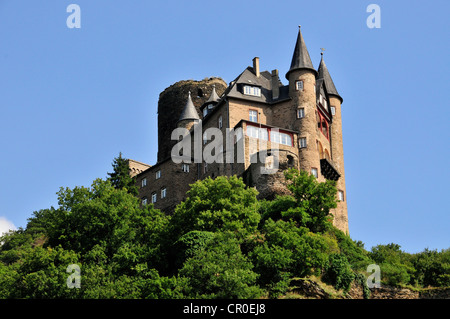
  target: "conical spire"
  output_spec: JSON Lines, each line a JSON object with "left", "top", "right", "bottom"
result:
{"left": 317, "top": 52, "right": 342, "bottom": 103}
{"left": 206, "top": 85, "right": 220, "bottom": 103}
{"left": 178, "top": 91, "right": 200, "bottom": 122}
{"left": 286, "top": 26, "right": 317, "bottom": 79}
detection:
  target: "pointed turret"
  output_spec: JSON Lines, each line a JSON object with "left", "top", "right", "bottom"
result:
{"left": 206, "top": 85, "right": 220, "bottom": 104}
{"left": 317, "top": 52, "right": 343, "bottom": 103}
{"left": 286, "top": 26, "right": 317, "bottom": 79}
{"left": 178, "top": 91, "right": 200, "bottom": 122}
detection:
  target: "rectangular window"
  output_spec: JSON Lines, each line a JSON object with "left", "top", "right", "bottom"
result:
{"left": 247, "top": 125, "right": 268, "bottom": 140}
{"left": 296, "top": 80, "right": 304, "bottom": 91}
{"left": 297, "top": 108, "right": 305, "bottom": 119}
{"left": 142, "top": 197, "right": 148, "bottom": 206}
{"left": 299, "top": 137, "right": 307, "bottom": 148}
{"left": 155, "top": 170, "right": 161, "bottom": 179}
{"left": 151, "top": 193, "right": 157, "bottom": 203}
{"left": 244, "top": 85, "right": 261, "bottom": 97}
{"left": 141, "top": 178, "right": 147, "bottom": 188}
{"left": 204, "top": 162, "right": 208, "bottom": 173}
{"left": 331, "top": 106, "right": 336, "bottom": 116}
{"left": 270, "top": 130, "right": 293, "bottom": 146}
{"left": 311, "top": 167, "right": 318, "bottom": 178}
{"left": 203, "top": 132, "right": 208, "bottom": 145}
{"left": 218, "top": 116, "right": 223, "bottom": 129}
{"left": 182, "top": 164, "right": 189, "bottom": 173}
{"left": 338, "top": 190, "right": 345, "bottom": 201}
{"left": 249, "top": 110, "right": 258, "bottom": 122}
{"left": 161, "top": 188, "right": 166, "bottom": 199}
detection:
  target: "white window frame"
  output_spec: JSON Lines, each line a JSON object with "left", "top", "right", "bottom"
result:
{"left": 155, "top": 170, "right": 161, "bottom": 179}
{"left": 297, "top": 108, "right": 305, "bottom": 119}
{"left": 142, "top": 197, "right": 148, "bottom": 206}
{"left": 141, "top": 178, "right": 147, "bottom": 188}
{"left": 151, "top": 193, "right": 157, "bottom": 203}
{"left": 249, "top": 110, "right": 258, "bottom": 122}
{"left": 161, "top": 187, "right": 166, "bottom": 199}
{"left": 338, "top": 190, "right": 345, "bottom": 202}
{"left": 218, "top": 116, "right": 223, "bottom": 129}
{"left": 244, "top": 85, "right": 261, "bottom": 97}
{"left": 247, "top": 125, "right": 268, "bottom": 141}
{"left": 331, "top": 106, "right": 336, "bottom": 116}
{"left": 296, "top": 80, "right": 304, "bottom": 91}
{"left": 311, "top": 167, "right": 318, "bottom": 178}
{"left": 270, "top": 131, "right": 292, "bottom": 146}
{"left": 182, "top": 163, "right": 189, "bottom": 173}
{"left": 299, "top": 137, "right": 307, "bottom": 148}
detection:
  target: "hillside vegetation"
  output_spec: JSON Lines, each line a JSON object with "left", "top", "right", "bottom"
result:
{"left": 0, "top": 156, "right": 448, "bottom": 299}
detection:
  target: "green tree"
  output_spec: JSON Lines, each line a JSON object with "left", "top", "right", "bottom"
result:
{"left": 267, "top": 169, "right": 338, "bottom": 233}
{"left": 179, "top": 232, "right": 263, "bottom": 298}
{"left": 107, "top": 152, "right": 138, "bottom": 196}
{"left": 170, "top": 176, "right": 260, "bottom": 240}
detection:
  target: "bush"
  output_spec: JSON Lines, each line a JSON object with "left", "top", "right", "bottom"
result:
{"left": 323, "top": 254, "right": 355, "bottom": 292}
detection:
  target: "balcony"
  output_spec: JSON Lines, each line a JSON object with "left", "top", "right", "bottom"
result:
{"left": 320, "top": 158, "right": 340, "bottom": 181}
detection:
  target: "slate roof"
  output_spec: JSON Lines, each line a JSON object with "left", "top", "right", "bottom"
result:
{"left": 224, "top": 67, "right": 289, "bottom": 104}
{"left": 286, "top": 27, "right": 317, "bottom": 79}
{"left": 178, "top": 91, "right": 200, "bottom": 122}
{"left": 317, "top": 53, "right": 342, "bottom": 103}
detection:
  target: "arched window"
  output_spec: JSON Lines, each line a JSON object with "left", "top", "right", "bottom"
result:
{"left": 317, "top": 111, "right": 329, "bottom": 139}
{"left": 317, "top": 140, "right": 324, "bottom": 159}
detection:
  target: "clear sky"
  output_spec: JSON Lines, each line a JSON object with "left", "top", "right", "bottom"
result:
{"left": 0, "top": 0, "right": 448, "bottom": 253}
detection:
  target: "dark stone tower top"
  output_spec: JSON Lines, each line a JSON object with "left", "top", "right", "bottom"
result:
{"left": 317, "top": 53, "right": 343, "bottom": 103}
{"left": 157, "top": 77, "right": 227, "bottom": 163}
{"left": 286, "top": 26, "right": 317, "bottom": 80}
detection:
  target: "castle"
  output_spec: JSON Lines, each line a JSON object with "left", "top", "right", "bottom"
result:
{"left": 128, "top": 27, "right": 349, "bottom": 233}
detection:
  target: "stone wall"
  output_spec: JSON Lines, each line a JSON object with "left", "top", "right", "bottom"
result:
{"left": 157, "top": 78, "right": 227, "bottom": 163}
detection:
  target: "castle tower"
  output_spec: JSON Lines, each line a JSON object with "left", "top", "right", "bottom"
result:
{"left": 157, "top": 78, "right": 227, "bottom": 163}
{"left": 286, "top": 26, "right": 320, "bottom": 175}
{"left": 317, "top": 53, "right": 348, "bottom": 233}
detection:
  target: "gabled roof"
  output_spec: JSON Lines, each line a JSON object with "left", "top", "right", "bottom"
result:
{"left": 317, "top": 53, "right": 343, "bottom": 103}
{"left": 286, "top": 26, "right": 317, "bottom": 79}
{"left": 178, "top": 91, "right": 200, "bottom": 122}
{"left": 224, "top": 67, "right": 289, "bottom": 104}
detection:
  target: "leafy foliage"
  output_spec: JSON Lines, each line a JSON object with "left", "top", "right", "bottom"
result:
{"left": 0, "top": 163, "right": 448, "bottom": 299}
{"left": 107, "top": 152, "right": 138, "bottom": 196}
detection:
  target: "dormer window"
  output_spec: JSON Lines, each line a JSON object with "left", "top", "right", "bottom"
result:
{"left": 243, "top": 85, "right": 261, "bottom": 97}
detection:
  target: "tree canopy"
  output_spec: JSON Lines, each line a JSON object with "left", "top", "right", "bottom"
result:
{"left": 0, "top": 161, "right": 448, "bottom": 299}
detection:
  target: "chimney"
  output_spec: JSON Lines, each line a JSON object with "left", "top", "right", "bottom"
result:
{"left": 271, "top": 69, "right": 279, "bottom": 99}
{"left": 253, "top": 57, "right": 260, "bottom": 77}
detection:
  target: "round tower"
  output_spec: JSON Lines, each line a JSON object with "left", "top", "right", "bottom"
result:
{"left": 318, "top": 52, "right": 348, "bottom": 233}
{"left": 286, "top": 26, "right": 319, "bottom": 175}
{"left": 157, "top": 78, "right": 227, "bottom": 163}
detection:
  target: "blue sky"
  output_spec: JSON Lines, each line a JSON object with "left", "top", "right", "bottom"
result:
{"left": 0, "top": 0, "right": 448, "bottom": 253}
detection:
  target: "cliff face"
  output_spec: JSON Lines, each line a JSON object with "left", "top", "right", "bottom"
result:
{"left": 286, "top": 278, "right": 450, "bottom": 299}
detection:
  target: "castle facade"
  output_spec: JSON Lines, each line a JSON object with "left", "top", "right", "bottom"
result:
{"left": 129, "top": 27, "right": 349, "bottom": 233}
